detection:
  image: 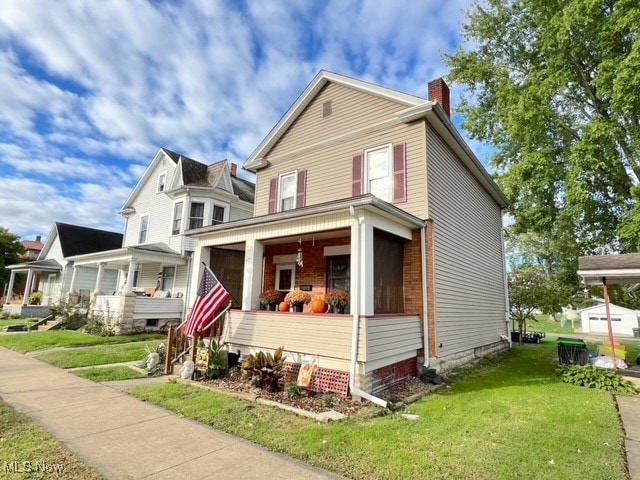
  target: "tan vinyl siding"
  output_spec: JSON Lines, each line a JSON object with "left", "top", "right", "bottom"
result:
{"left": 255, "top": 121, "right": 427, "bottom": 219}
{"left": 427, "top": 125, "right": 506, "bottom": 357}
{"left": 224, "top": 311, "right": 358, "bottom": 361}
{"left": 269, "top": 83, "right": 408, "bottom": 158}
{"left": 361, "top": 315, "right": 422, "bottom": 363}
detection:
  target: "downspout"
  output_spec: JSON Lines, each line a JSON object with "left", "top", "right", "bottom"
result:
{"left": 501, "top": 210, "right": 511, "bottom": 347}
{"left": 181, "top": 251, "right": 193, "bottom": 324}
{"left": 421, "top": 224, "right": 430, "bottom": 367}
{"left": 349, "top": 206, "right": 388, "bottom": 408}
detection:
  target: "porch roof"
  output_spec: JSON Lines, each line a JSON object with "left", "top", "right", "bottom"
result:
{"left": 6, "top": 259, "right": 62, "bottom": 273}
{"left": 578, "top": 254, "right": 640, "bottom": 285}
{"left": 187, "top": 194, "right": 425, "bottom": 240}
{"left": 66, "top": 243, "right": 187, "bottom": 268}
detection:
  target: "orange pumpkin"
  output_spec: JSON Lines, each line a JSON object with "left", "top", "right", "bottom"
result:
{"left": 310, "top": 298, "right": 328, "bottom": 313}
{"left": 278, "top": 301, "right": 290, "bottom": 312}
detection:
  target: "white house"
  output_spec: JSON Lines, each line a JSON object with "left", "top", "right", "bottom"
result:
{"left": 578, "top": 303, "right": 640, "bottom": 336}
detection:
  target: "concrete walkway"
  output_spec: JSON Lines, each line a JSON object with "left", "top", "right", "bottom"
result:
{"left": 617, "top": 395, "right": 640, "bottom": 479}
{"left": 0, "top": 347, "right": 343, "bottom": 480}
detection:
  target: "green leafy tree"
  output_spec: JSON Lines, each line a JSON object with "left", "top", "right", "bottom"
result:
{"left": 446, "top": 0, "right": 640, "bottom": 286}
{"left": 0, "top": 227, "right": 26, "bottom": 296}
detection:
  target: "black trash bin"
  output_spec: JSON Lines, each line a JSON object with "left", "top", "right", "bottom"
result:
{"left": 633, "top": 328, "right": 640, "bottom": 339}
{"left": 557, "top": 338, "right": 588, "bottom": 365}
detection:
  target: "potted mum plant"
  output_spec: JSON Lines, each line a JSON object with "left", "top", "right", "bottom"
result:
{"left": 284, "top": 289, "right": 312, "bottom": 312}
{"left": 259, "top": 289, "right": 285, "bottom": 311}
{"left": 326, "top": 289, "right": 349, "bottom": 313}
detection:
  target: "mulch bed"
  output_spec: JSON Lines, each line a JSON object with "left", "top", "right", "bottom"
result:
{"left": 199, "top": 368, "right": 436, "bottom": 416}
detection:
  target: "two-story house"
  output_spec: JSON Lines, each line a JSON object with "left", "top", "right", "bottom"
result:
{"left": 186, "top": 71, "right": 510, "bottom": 402}
{"left": 64, "top": 148, "right": 255, "bottom": 333}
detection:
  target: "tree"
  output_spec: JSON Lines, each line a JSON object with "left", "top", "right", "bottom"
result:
{"left": 446, "top": 0, "right": 640, "bottom": 286}
{"left": 508, "top": 265, "right": 556, "bottom": 343}
{"left": 0, "top": 227, "right": 26, "bottom": 296}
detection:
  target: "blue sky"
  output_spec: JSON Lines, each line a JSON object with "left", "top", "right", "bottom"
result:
{"left": 0, "top": 0, "right": 489, "bottom": 241}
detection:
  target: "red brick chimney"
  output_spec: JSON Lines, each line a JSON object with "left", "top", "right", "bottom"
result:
{"left": 428, "top": 78, "right": 450, "bottom": 118}
{"left": 230, "top": 163, "right": 237, "bottom": 176}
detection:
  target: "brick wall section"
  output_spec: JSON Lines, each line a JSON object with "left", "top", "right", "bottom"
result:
{"left": 371, "top": 357, "right": 417, "bottom": 395}
{"left": 425, "top": 219, "right": 438, "bottom": 358}
{"left": 403, "top": 229, "right": 423, "bottom": 316}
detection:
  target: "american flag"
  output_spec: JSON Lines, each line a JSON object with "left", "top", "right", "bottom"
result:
{"left": 183, "top": 265, "right": 230, "bottom": 336}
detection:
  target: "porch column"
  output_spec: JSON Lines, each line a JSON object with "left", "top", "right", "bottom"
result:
{"left": 22, "top": 269, "right": 34, "bottom": 306}
{"left": 125, "top": 260, "right": 137, "bottom": 293}
{"left": 69, "top": 266, "right": 79, "bottom": 293}
{"left": 93, "top": 262, "right": 106, "bottom": 295}
{"left": 360, "top": 223, "right": 375, "bottom": 315}
{"left": 242, "top": 237, "right": 264, "bottom": 311}
{"left": 5, "top": 270, "right": 16, "bottom": 304}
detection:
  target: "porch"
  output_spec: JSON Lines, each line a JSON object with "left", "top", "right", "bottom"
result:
{"left": 92, "top": 294, "right": 184, "bottom": 334}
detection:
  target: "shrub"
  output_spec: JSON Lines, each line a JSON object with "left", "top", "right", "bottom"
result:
{"left": 83, "top": 316, "right": 114, "bottom": 336}
{"left": 320, "top": 392, "right": 336, "bottom": 408}
{"left": 50, "top": 300, "right": 88, "bottom": 330}
{"left": 205, "top": 339, "right": 229, "bottom": 379}
{"left": 29, "top": 291, "right": 43, "bottom": 305}
{"left": 285, "top": 381, "right": 303, "bottom": 398}
{"left": 241, "top": 346, "right": 286, "bottom": 391}
{"left": 558, "top": 364, "right": 637, "bottom": 394}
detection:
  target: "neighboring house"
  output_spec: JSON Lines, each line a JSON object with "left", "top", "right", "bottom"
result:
{"left": 186, "top": 71, "right": 510, "bottom": 400}
{"left": 66, "top": 148, "right": 255, "bottom": 333}
{"left": 578, "top": 303, "right": 640, "bottom": 336}
{"left": 21, "top": 235, "right": 44, "bottom": 261}
{"left": 4, "top": 223, "right": 123, "bottom": 317}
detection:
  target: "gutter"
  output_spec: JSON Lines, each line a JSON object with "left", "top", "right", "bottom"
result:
{"left": 420, "top": 225, "right": 430, "bottom": 367}
{"left": 348, "top": 206, "right": 388, "bottom": 409}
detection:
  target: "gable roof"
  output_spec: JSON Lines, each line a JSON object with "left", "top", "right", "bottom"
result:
{"left": 22, "top": 239, "right": 44, "bottom": 251}
{"left": 242, "top": 70, "right": 508, "bottom": 209}
{"left": 55, "top": 222, "right": 123, "bottom": 257}
{"left": 578, "top": 254, "right": 640, "bottom": 285}
{"left": 577, "top": 303, "right": 639, "bottom": 315}
{"left": 244, "top": 70, "right": 427, "bottom": 171}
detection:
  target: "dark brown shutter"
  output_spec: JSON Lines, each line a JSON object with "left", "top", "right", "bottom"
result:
{"left": 352, "top": 154, "right": 363, "bottom": 197}
{"left": 296, "top": 170, "right": 307, "bottom": 208}
{"left": 393, "top": 143, "right": 407, "bottom": 203}
{"left": 268, "top": 178, "right": 277, "bottom": 214}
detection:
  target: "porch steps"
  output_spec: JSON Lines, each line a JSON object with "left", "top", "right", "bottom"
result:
{"left": 35, "top": 316, "right": 62, "bottom": 332}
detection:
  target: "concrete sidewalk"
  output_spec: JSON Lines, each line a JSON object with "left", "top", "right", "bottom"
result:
{"left": 0, "top": 347, "right": 343, "bottom": 480}
{"left": 617, "top": 395, "right": 640, "bottom": 479}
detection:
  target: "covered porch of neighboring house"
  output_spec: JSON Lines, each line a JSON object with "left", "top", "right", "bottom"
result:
{"left": 3, "top": 259, "right": 62, "bottom": 318}
{"left": 188, "top": 195, "right": 430, "bottom": 401}
{"left": 578, "top": 254, "right": 640, "bottom": 363}
{"left": 67, "top": 244, "right": 189, "bottom": 334}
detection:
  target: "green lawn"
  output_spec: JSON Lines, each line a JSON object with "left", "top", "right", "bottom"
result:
{"left": 526, "top": 314, "right": 577, "bottom": 334}
{"left": 0, "top": 318, "right": 33, "bottom": 328}
{"left": 130, "top": 342, "right": 627, "bottom": 479}
{"left": 0, "top": 330, "right": 164, "bottom": 353}
{"left": 72, "top": 366, "right": 148, "bottom": 382}
{"left": 36, "top": 342, "right": 161, "bottom": 369}
{"left": 0, "top": 399, "right": 102, "bottom": 479}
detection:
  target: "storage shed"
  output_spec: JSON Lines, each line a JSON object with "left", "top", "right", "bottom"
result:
{"left": 578, "top": 303, "right": 639, "bottom": 336}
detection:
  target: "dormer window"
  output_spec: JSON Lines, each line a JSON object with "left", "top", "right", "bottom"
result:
{"left": 157, "top": 172, "right": 167, "bottom": 192}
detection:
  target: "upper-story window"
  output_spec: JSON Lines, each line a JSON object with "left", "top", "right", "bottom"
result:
{"left": 365, "top": 145, "right": 392, "bottom": 202}
{"left": 172, "top": 202, "right": 183, "bottom": 235}
{"left": 139, "top": 214, "right": 149, "bottom": 244}
{"left": 278, "top": 172, "right": 297, "bottom": 212}
{"left": 212, "top": 204, "right": 225, "bottom": 225}
{"left": 157, "top": 172, "right": 167, "bottom": 192}
{"left": 189, "top": 202, "right": 204, "bottom": 229}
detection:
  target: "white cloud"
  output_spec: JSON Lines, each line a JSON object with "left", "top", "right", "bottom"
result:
{"left": 0, "top": 0, "right": 476, "bottom": 239}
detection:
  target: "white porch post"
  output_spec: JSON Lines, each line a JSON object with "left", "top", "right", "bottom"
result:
{"left": 22, "top": 270, "right": 34, "bottom": 306}
{"left": 359, "top": 222, "right": 375, "bottom": 316}
{"left": 69, "top": 266, "right": 79, "bottom": 293}
{"left": 125, "top": 260, "right": 137, "bottom": 293}
{"left": 93, "top": 262, "right": 106, "bottom": 295}
{"left": 5, "top": 270, "right": 16, "bottom": 304}
{"left": 242, "top": 237, "right": 264, "bottom": 311}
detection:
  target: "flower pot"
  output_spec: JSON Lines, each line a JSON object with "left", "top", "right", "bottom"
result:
{"left": 266, "top": 303, "right": 277, "bottom": 311}
{"left": 292, "top": 302, "right": 304, "bottom": 312}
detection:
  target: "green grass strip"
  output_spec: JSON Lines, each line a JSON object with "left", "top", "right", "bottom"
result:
{"left": 130, "top": 342, "right": 627, "bottom": 480}
{"left": 72, "top": 366, "right": 148, "bottom": 382}
{"left": 0, "top": 331, "right": 165, "bottom": 353}
{"left": 36, "top": 342, "right": 161, "bottom": 369}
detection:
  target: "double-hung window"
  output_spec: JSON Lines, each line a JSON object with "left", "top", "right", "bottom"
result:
{"left": 157, "top": 172, "right": 167, "bottom": 192}
{"left": 278, "top": 172, "right": 297, "bottom": 212}
{"left": 172, "top": 202, "right": 183, "bottom": 234}
{"left": 212, "top": 205, "right": 225, "bottom": 225}
{"left": 138, "top": 215, "right": 149, "bottom": 244}
{"left": 189, "top": 202, "right": 204, "bottom": 229}
{"left": 365, "top": 145, "right": 392, "bottom": 202}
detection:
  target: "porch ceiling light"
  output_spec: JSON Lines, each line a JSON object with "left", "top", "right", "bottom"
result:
{"left": 297, "top": 238, "right": 303, "bottom": 268}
